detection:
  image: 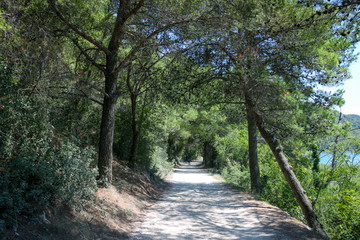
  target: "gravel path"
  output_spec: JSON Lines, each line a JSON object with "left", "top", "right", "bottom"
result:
{"left": 130, "top": 160, "right": 324, "bottom": 240}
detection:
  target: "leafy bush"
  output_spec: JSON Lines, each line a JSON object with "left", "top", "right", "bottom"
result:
{"left": 0, "top": 63, "right": 97, "bottom": 227}
{"left": 314, "top": 166, "right": 360, "bottom": 239}
{"left": 150, "top": 146, "right": 173, "bottom": 178}
{"left": 258, "top": 146, "right": 360, "bottom": 239}
{"left": 221, "top": 165, "right": 250, "bottom": 191}
{"left": 322, "top": 189, "right": 360, "bottom": 239}
{"left": 0, "top": 112, "right": 98, "bottom": 227}
{"left": 215, "top": 126, "right": 248, "bottom": 169}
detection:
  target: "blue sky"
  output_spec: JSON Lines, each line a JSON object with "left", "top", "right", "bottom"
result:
{"left": 323, "top": 46, "right": 360, "bottom": 116}
{"left": 342, "top": 53, "right": 360, "bottom": 115}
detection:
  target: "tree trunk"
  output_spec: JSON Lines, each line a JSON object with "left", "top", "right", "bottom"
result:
{"left": 331, "top": 135, "right": 339, "bottom": 170}
{"left": 331, "top": 112, "right": 343, "bottom": 170}
{"left": 247, "top": 108, "right": 261, "bottom": 194}
{"left": 203, "top": 141, "right": 208, "bottom": 167}
{"left": 203, "top": 140, "right": 216, "bottom": 168}
{"left": 98, "top": 95, "right": 117, "bottom": 183}
{"left": 128, "top": 93, "right": 139, "bottom": 168}
{"left": 242, "top": 86, "right": 328, "bottom": 238}
{"left": 247, "top": 104, "right": 328, "bottom": 238}
{"left": 98, "top": 69, "right": 118, "bottom": 183}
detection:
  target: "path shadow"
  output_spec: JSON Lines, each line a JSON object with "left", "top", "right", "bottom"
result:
{"left": 130, "top": 163, "right": 325, "bottom": 240}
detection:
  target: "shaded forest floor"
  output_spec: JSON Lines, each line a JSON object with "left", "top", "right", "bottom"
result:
{"left": 3, "top": 161, "right": 168, "bottom": 240}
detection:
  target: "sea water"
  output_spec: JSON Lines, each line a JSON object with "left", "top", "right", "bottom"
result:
{"left": 320, "top": 152, "right": 360, "bottom": 165}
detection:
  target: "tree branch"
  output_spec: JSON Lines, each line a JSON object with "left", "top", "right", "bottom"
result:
{"left": 110, "top": 0, "right": 145, "bottom": 49}
{"left": 125, "top": 63, "right": 133, "bottom": 95}
{"left": 116, "top": 18, "right": 194, "bottom": 74}
{"left": 77, "top": 89, "right": 103, "bottom": 105}
{"left": 47, "top": 0, "right": 110, "bottom": 56}
{"left": 79, "top": 78, "right": 109, "bottom": 98}
{"left": 55, "top": 91, "right": 103, "bottom": 106}
{"left": 67, "top": 35, "right": 106, "bottom": 72}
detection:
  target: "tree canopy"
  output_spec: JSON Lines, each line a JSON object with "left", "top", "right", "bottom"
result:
{"left": 1, "top": 0, "right": 360, "bottom": 238}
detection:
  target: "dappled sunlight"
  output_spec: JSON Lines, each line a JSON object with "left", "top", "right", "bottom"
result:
{"left": 130, "top": 163, "right": 323, "bottom": 240}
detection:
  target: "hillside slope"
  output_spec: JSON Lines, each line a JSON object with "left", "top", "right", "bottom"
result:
{"left": 3, "top": 161, "right": 167, "bottom": 240}
{"left": 344, "top": 114, "right": 360, "bottom": 136}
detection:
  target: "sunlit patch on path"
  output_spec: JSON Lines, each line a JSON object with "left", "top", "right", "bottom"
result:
{"left": 130, "top": 160, "right": 324, "bottom": 240}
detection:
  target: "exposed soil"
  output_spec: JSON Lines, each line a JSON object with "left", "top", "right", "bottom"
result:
{"left": 4, "top": 159, "right": 326, "bottom": 240}
{"left": 130, "top": 160, "right": 325, "bottom": 240}
{"left": 3, "top": 160, "right": 167, "bottom": 240}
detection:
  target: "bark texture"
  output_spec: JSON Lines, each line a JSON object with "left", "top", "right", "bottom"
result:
{"left": 242, "top": 85, "right": 328, "bottom": 238}
{"left": 247, "top": 108, "right": 261, "bottom": 194}
{"left": 97, "top": 1, "right": 144, "bottom": 182}
{"left": 98, "top": 71, "right": 118, "bottom": 183}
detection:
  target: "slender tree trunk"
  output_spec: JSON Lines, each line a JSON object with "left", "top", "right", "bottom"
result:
{"left": 331, "top": 112, "right": 343, "bottom": 170}
{"left": 202, "top": 141, "right": 208, "bottom": 167}
{"left": 128, "top": 93, "right": 139, "bottom": 168}
{"left": 203, "top": 140, "right": 216, "bottom": 168}
{"left": 203, "top": 141, "right": 207, "bottom": 167}
{"left": 98, "top": 94, "right": 117, "bottom": 183}
{"left": 242, "top": 84, "right": 328, "bottom": 238}
{"left": 246, "top": 104, "right": 328, "bottom": 238}
{"left": 49, "top": 0, "right": 147, "bottom": 184}
{"left": 247, "top": 108, "right": 261, "bottom": 194}
{"left": 98, "top": 63, "right": 118, "bottom": 183}
{"left": 331, "top": 135, "right": 339, "bottom": 170}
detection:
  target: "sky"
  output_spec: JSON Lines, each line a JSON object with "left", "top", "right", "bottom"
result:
{"left": 322, "top": 46, "right": 360, "bottom": 116}
{"left": 341, "top": 54, "right": 360, "bottom": 116}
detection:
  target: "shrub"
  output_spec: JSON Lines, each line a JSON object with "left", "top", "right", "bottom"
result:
{"left": 0, "top": 118, "right": 98, "bottom": 228}
{"left": 0, "top": 63, "right": 97, "bottom": 227}
{"left": 221, "top": 165, "right": 251, "bottom": 191}
{"left": 150, "top": 146, "right": 173, "bottom": 178}
{"left": 315, "top": 173, "right": 360, "bottom": 239}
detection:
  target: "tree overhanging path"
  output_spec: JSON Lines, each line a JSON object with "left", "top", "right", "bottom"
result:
{"left": 130, "top": 160, "right": 324, "bottom": 240}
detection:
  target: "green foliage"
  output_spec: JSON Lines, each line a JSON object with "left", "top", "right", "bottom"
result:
{"left": 159, "top": 106, "right": 201, "bottom": 164}
{"left": 260, "top": 156, "right": 304, "bottom": 220}
{"left": 344, "top": 114, "right": 360, "bottom": 137}
{"left": 0, "top": 62, "right": 97, "bottom": 228}
{"left": 214, "top": 123, "right": 305, "bottom": 219}
{"left": 0, "top": 138, "right": 97, "bottom": 216}
{"left": 344, "top": 114, "right": 360, "bottom": 129}
{"left": 214, "top": 124, "right": 251, "bottom": 190}
{"left": 150, "top": 146, "right": 173, "bottom": 178}
{"left": 215, "top": 126, "right": 248, "bottom": 169}
{"left": 114, "top": 105, "right": 134, "bottom": 161}
{"left": 315, "top": 166, "right": 360, "bottom": 240}
{"left": 311, "top": 144, "right": 320, "bottom": 172}
{"left": 221, "top": 165, "right": 250, "bottom": 191}
{"left": 1, "top": 0, "right": 360, "bottom": 239}
{"left": 212, "top": 116, "right": 360, "bottom": 239}
{"left": 114, "top": 99, "right": 166, "bottom": 167}
{"left": 258, "top": 137, "right": 360, "bottom": 239}
{"left": 323, "top": 189, "right": 360, "bottom": 240}
{"left": 0, "top": 10, "right": 11, "bottom": 31}
{"left": 183, "top": 141, "right": 198, "bottom": 163}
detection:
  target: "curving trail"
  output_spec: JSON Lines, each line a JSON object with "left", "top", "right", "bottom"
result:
{"left": 130, "top": 160, "right": 324, "bottom": 240}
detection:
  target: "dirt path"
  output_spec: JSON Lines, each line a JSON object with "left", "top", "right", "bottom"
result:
{"left": 129, "top": 160, "right": 324, "bottom": 240}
